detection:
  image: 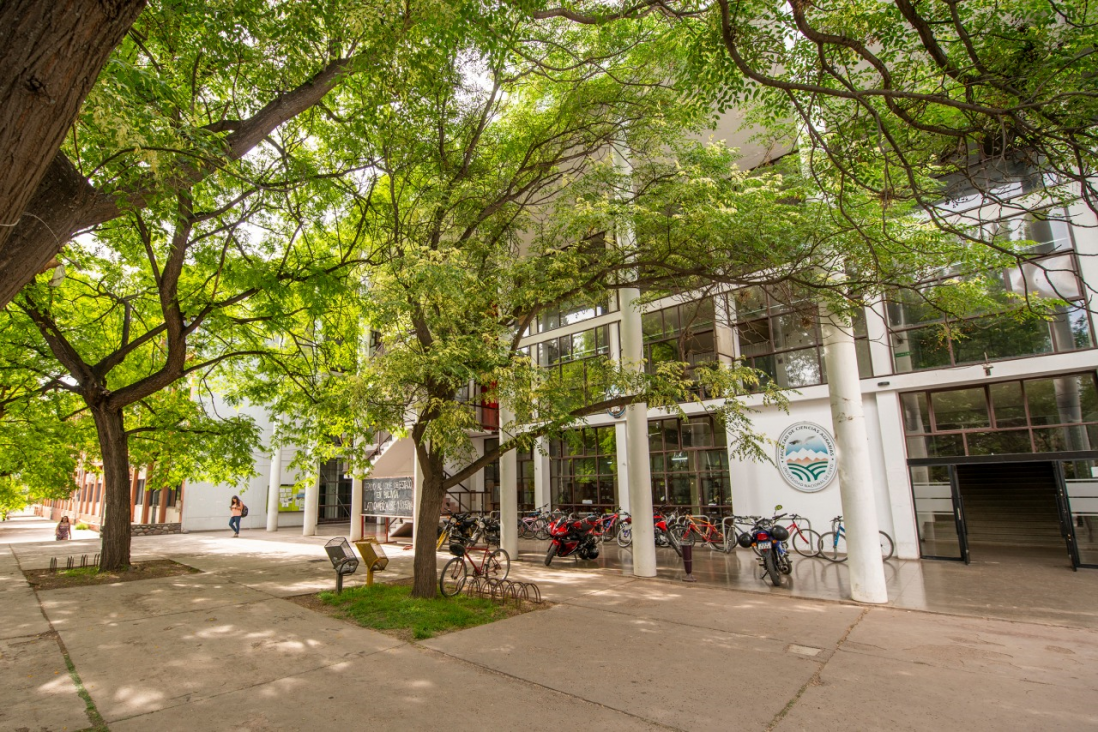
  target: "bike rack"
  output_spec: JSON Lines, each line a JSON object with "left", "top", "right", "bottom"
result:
{"left": 461, "top": 576, "right": 543, "bottom": 605}
{"left": 48, "top": 554, "right": 100, "bottom": 573}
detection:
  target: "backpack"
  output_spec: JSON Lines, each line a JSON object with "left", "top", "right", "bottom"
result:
{"left": 241, "top": 504, "right": 249, "bottom": 518}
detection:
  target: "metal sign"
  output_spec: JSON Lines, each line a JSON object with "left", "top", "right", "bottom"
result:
{"left": 362, "top": 476, "right": 414, "bottom": 517}
{"left": 775, "top": 422, "right": 838, "bottom": 493}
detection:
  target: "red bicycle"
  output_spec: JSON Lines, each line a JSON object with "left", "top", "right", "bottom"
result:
{"left": 439, "top": 527, "right": 510, "bottom": 596}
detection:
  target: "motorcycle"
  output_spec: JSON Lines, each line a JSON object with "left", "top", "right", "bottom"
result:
{"left": 545, "top": 514, "right": 600, "bottom": 566}
{"left": 737, "top": 505, "right": 791, "bottom": 587}
{"left": 614, "top": 512, "right": 681, "bottom": 556}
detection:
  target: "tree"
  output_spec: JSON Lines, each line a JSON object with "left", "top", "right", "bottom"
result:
{"left": 0, "top": 0, "right": 146, "bottom": 282}
{"left": 238, "top": 10, "right": 1024, "bottom": 599}
{"left": 521, "top": 1, "right": 1098, "bottom": 243}
{"left": 0, "top": 0, "right": 415, "bottom": 310}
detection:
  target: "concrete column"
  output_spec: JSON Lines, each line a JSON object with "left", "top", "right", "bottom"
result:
{"left": 266, "top": 445, "right": 282, "bottom": 532}
{"left": 350, "top": 473, "right": 364, "bottom": 541}
{"left": 875, "top": 391, "right": 920, "bottom": 559}
{"left": 157, "top": 484, "right": 169, "bottom": 523}
{"left": 533, "top": 436, "right": 550, "bottom": 509}
{"left": 302, "top": 466, "right": 320, "bottom": 537}
{"left": 129, "top": 468, "right": 140, "bottom": 521}
{"left": 821, "top": 303, "right": 888, "bottom": 604}
{"left": 620, "top": 286, "right": 656, "bottom": 576}
{"left": 499, "top": 403, "right": 519, "bottom": 557}
{"left": 614, "top": 421, "right": 631, "bottom": 513}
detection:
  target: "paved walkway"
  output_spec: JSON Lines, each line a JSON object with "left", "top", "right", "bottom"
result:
{"left": 1, "top": 516, "right": 1096, "bottom": 731}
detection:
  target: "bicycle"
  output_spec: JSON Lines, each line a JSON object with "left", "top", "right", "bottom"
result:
{"left": 518, "top": 505, "right": 552, "bottom": 540}
{"left": 783, "top": 514, "right": 822, "bottom": 558}
{"left": 818, "top": 515, "right": 895, "bottom": 563}
{"left": 439, "top": 524, "right": 510, "bottom": 596}
{"left": 671, "top": 514, "right": 727, "bottom": 551}
{"left": 591, "top": 508, "right": 629, "bottom": 543}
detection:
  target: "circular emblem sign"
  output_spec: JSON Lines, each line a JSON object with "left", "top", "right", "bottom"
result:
{"left": 776, "top": 422, "right": 837, "bottom": 492}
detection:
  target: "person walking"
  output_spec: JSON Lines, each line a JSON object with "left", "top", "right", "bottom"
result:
{"left": 55, "top": 516, "right": 71, "bottom": 541}
{"left": 229, "top": 496, "right": 244, "bottom": 537}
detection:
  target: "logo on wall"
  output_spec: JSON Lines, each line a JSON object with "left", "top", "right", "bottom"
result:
{"left": 776, "top": 422, "right": 837, "bottom": 493}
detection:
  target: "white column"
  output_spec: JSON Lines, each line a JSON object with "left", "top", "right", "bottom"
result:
{"left": 350, "top": 474, "right": 363, "bottom": 541}
{"left": 620, "top": 286, "right": 656, "bottom": 576}
{"left": 821, "top": 303, "right": 888, "bottom": 604}
{"left": 875, "top": 392, "right": 920, "bottom": 559}
{"left": 302, "top": 466, "right": 320, "bottom": 537}
{"left": 533, "top": 436, "right": 550, "bottom": 509}
{"left": 614, "top": 421, "right": 631, "bottom": 513}
{"left": 265, "top": 444, "right": 281, "bottom": 532}
{"left": 499, "top": 403, "right": 519, "bottom": 557}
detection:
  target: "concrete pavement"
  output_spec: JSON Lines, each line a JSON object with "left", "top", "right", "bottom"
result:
{"left": 0, "top": 516, "right": 1096, "bottom": 731}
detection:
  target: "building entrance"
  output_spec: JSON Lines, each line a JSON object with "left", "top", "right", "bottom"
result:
{"left": 954, "top": 463, "right": 1063, "bottom": 557}
{"left": 911, "top": 457, "right": 1098, "bottom": 569}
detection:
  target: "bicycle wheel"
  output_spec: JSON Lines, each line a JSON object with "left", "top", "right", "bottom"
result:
{"left": 705, "top": 530, "right": 726, "bottom": 551}
{"left": 879, "top": 531, "right": 895, "bottom": 561}
{"left": 819, "top": 531, "right": 848, "bottom": 562}
{"left": 439, "top": 557, "right": 468, "bottom": 597}
{"left": 616, "top": 525, "right": 632, "bottom": 548}
{"left": 662, "top": 529, "right": 683, "bottom": 557}
{"left": 791, "top": 528, "right": 822, "bottom": 558}
{"left": 517, "top": 520, "right": 530, "bottom": 540}
{"left": 534, "top": 520, "right": 550, "bottom": 541}
{"left": 485, "top": 549, "right": 510, "bottom": 580}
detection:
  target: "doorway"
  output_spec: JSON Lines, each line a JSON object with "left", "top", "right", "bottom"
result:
{"left": 911, "top": 458, "right": 1097, "bottom": 568}
{"left": 954, "top": 462, "right": 1063, "bottom": 561}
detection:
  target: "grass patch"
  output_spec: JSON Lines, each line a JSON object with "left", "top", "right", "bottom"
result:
{"left": 59, "top": 566, "right": 99, "bottom": 578}
{"left": 25, "top": 559, "right": 199, "bottom": 591}
{"left": 313, "top": 581, "right": 533, "bottom": 641}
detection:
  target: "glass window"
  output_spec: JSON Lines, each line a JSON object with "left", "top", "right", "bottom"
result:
{"left": 903, "top": 373, "right": 1098, "bottom": 458}
{"left": 889, "top": 216, "right": 1091, "bottom": 373}
{"left": 901, "top": 393, "right": 930, "bottom": 433}
{"left": 990, "top": 382, "right": 1027, "bottom": 428}
{"left": 932, "top": 388, "right": 989, "bottom": 431}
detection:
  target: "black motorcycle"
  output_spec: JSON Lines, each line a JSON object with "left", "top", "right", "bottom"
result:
{"left": 737, "top": 505, "right": 792, "bottom": 587}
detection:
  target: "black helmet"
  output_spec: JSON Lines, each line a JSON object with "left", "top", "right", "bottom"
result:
{"left": 771, "top": 525, "right": 790, "bottom": 541}
{"left": 737, "top": 532, "right": 754, "bottom": 549}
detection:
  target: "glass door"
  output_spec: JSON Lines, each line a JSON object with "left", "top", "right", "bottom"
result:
{"left": 910, "top": 465, "right": 969, "bottom": 562}
{"left": 1058, "top": 460, "right": 1098, "bottom": 568}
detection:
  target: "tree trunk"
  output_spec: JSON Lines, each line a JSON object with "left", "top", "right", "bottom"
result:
{"left": 411, "top": 455, "right": 446, "bottom": 599}
{"left": 0, "top": 0, "right": 146, "bottom": 292}
{"left": 91, "top": 405, "right": 132, "bottom": 570}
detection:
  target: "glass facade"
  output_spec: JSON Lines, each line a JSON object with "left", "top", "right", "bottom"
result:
{"left": 888, "top": 214, "right": 1092, "bottom": 372}
{"left": 537, "top": 324, "right": 612, "bottom": 404}
{"left": 537, "top": 295, "right": 616, "bottom": 333}
{"left": 902, "top": 373, "right": 1098, "bottom": 458}
{"left": 642, "top": 298, "right": 729, "bottom": 396}
{"left": 549, "top": 426, "right": 617, "bottom": 512}
{"left": 730, "top": 287, "right": 871, "bottom": 388}
{"left": 648, "top": 416, "right": 732, "bottom": 516}
{"left": 318, "top": 459, "right": 352, "bottom": 523}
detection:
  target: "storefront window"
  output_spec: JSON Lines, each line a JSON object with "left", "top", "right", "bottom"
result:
{"left": 549, "top": 427, "right": 617, "bottom": 512}
{"left": 648, "top": 416, "right": 732, "bottom": 517}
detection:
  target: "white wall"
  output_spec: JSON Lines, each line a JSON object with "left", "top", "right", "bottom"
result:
{"left": 181, "top": 399, "right": 307, "bottom": 532}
